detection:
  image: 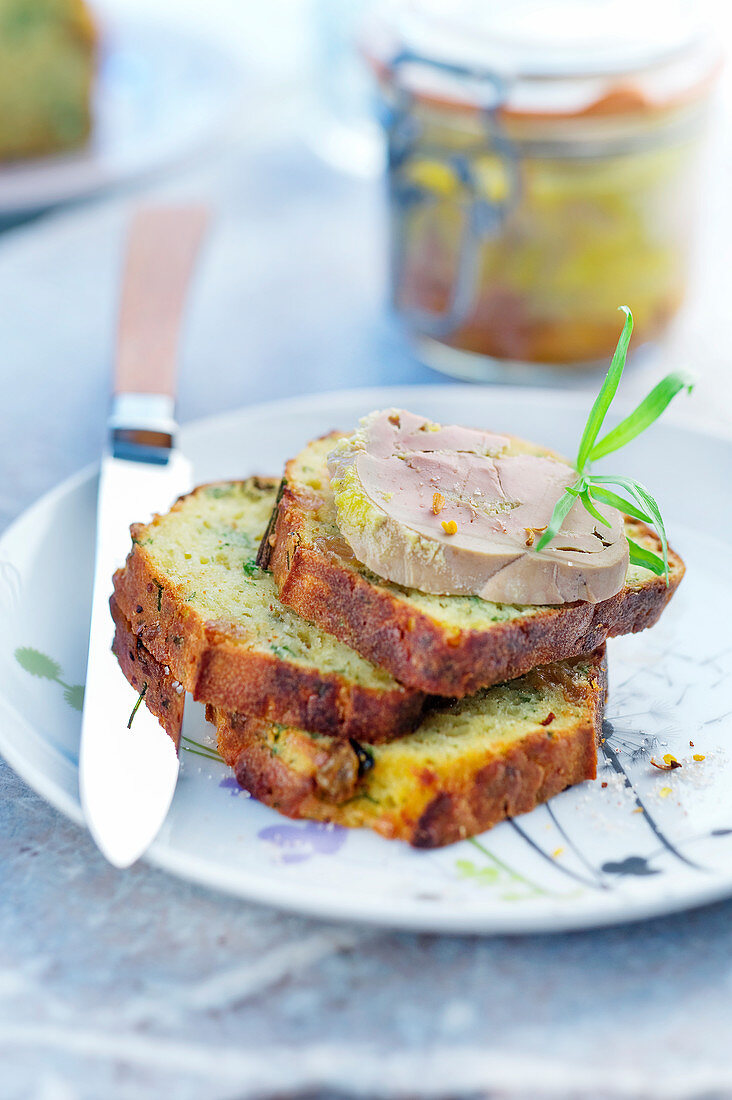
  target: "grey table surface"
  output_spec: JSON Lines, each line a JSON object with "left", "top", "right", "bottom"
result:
{"left": 2, "top": 71, "right": 732, "bottom": 1100}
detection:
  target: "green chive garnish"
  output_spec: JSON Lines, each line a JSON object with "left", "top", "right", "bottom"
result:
{"left": 534, "top": 307, "right": 693, "bottom": 585}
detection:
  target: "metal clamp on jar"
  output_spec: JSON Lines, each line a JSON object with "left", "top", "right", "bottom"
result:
{"left": 364, "top": 0, "right": 720, "bottom": 381}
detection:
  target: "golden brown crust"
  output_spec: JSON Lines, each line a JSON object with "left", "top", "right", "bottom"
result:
{"left": 214, "top": 707, "right": 364, "bottom": 808}
{"left": 264, "top": 472, "right": 682, "bottom": 696}
{"left": 71, "top": 0, "right": 98, "bottom": 50}
{"left": 210, "top": 650, "right": 607, "bottom": 848}
{"left": 411, "top": 654, "right": 605, "bottom": 847}
{"left": 110, "top": 597, "right": 185, "bottom": 748}
{"left": 112, "top": 514, "right": 425, "bottom": 743}
{"left": 214, "top": 707, "right": 344, "bottom": 814}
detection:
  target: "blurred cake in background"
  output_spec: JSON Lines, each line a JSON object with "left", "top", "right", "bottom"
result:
{"left": 0, "top": 0, "right": 96, "bottom": 160}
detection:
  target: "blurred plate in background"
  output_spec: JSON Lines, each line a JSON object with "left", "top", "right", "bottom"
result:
{"left": 0, "top": 18, "right": 241, "bottom": 215}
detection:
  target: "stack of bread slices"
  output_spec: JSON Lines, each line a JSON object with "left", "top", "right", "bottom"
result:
{"left": 111, "top": 420, "right": 684, "bottom": 848}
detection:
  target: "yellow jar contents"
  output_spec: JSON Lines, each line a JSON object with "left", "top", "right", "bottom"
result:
{"left": 393, "top": 104, "right": 701, "bottom": 365}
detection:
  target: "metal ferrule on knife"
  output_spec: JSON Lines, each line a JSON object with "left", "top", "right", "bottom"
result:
{"left": 109, "top": 392, "right": 178, "bottom": 465}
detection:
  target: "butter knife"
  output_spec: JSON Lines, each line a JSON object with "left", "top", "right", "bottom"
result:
{"left": 80, "top": 206, "right": 208, "bottom": 868}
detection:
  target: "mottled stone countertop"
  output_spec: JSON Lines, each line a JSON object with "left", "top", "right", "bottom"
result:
{"left": 2, "top": 28, "right": 732, "bottom": 1098}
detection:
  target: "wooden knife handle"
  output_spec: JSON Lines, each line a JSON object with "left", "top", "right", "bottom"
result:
{"left": 115, "top": 206, "right": 209, "bottom": 397}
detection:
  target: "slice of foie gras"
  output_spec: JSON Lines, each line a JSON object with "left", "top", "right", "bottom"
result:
{"left": 327, "top": 408, "right": 629, "bottom": 605}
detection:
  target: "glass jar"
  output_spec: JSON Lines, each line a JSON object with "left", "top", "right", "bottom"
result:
{"left": 364, "top": 0, "right": 720, "bottom": 379}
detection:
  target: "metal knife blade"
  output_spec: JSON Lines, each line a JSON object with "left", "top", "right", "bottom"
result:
{"left": 80, "top": 206, "right": 208, "bottom": 867}
{"left": 80, "top": 449, "right": 191, "bottom": 868}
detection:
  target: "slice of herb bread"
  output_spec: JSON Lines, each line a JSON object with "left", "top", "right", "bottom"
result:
{"left": 110, "top": 601, "right": 605, "bottom": 848}
{"left": 0, "top": 0, "right": 96, "bottom": 160}
{"left": 112, "top": 478, "right": 425, "bottom": 742}
{"left": 258, "top": 433, "right": 685, "bottom": 697}
{"left": 211, "top": 648, "right": 606, "bottom": 847}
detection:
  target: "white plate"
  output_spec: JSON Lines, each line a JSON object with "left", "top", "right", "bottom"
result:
{"left": 0, "top": 19, "right": 240, "bottom": 214}
{"left": 1, "top": 385, "right": 730, "bottom": 934}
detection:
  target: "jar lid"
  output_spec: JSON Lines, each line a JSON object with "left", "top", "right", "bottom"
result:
{"left": 364, "top": 0, "right": 720, "bottom": 117}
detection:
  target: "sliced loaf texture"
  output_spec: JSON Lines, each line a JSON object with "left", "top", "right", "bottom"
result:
{"left": 112, "top": 478, "right": 424, "bottom": 742}
{"left": 259, "top": 433, "right": 684, "bottom": 697}
{"left": 111, "top": 601, "right": 605, "bottom": 848}
{"left": 211, "top": 647, "right": 606, "bottom": 847}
